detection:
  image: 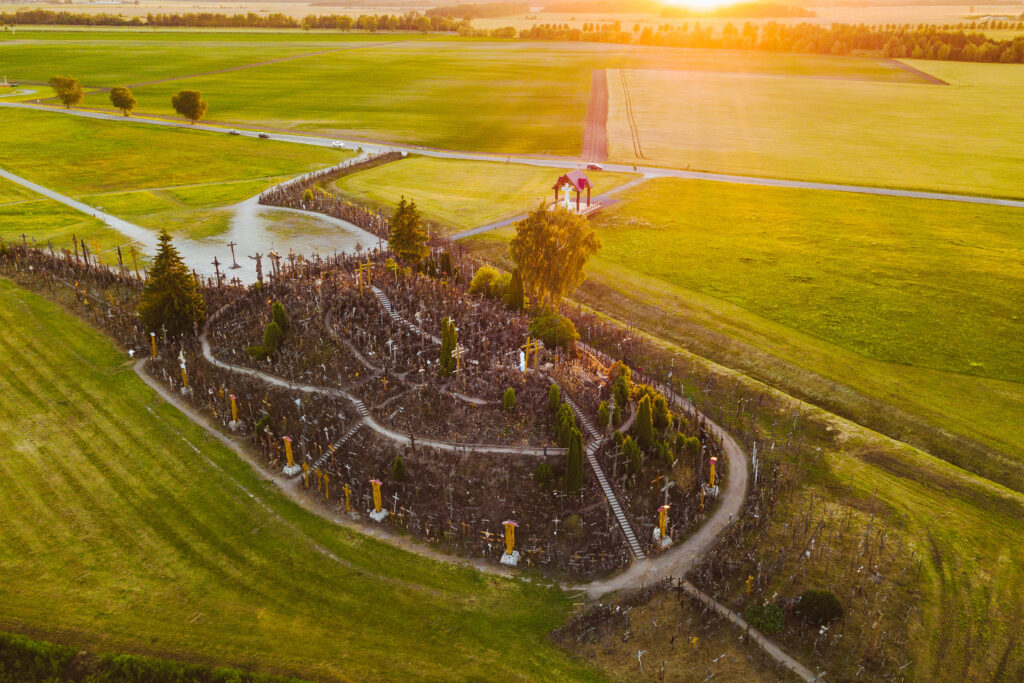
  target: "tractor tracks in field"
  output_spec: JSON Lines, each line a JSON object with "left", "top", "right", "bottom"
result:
{"left": 618, "top": 69, "right": 644, "bottom": 160}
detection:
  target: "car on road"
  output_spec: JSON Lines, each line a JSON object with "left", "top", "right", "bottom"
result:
{"left": 586, "top": 163, "right": 604, "bottom": 171}
{"left": 331, "top": 141, "right": 347, "bottom": 149}
{"left": 258, "top": 132, "right": 270, "bottom": 139}
{"left": 227, "top": 129, "right": 240, "bottom": 135}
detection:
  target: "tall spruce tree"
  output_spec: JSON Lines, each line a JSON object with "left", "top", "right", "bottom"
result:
{"left": 389, "top": 196, "right": 429, "bottom": 264}
{"left": 138, "top": 229, "right": 205, "bottom": 335}
{"left": 565, "top": 427, "right": 584, "bottom": 493}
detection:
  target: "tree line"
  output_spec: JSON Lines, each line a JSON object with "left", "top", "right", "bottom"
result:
{"left": 516, "top": 20, "right": 1024, "bottom": 63}
{"left": 0, "top": 9, "right": 465, "bottom": 32}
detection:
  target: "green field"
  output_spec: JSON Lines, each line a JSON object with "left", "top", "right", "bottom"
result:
{"left": 333, "top": 156, "right": 636, "bottom": 232}
{"left": 0, "top": 278, "right": 597, "bottom": 681}
{"left": 0, "top": 107, "right": 350, "bottom": 242}
{"left": 470, "top": 177, "right": 1024, "bottom": 491}
{"left": 608, "top": 60, "right": 1024, "bottom": 197}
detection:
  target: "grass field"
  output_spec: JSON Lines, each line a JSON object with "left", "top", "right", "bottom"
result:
{"left": 608, "top": 60, "right": 1024, "bottom": 197}
{"left": 0, "top": 107, "right": 351, "bottom": 243}
{"left": 0, "top": 277, "right": 599, "bottom": 681}
{"left": 332, "top": 156, "right": 636, "bottom": 232}
{"left": 468, "top": 177, "right": 1024, "bottom": 491}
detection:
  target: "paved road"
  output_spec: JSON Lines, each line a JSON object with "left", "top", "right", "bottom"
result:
{"left": 7, "top": 100, "right": 1024, "bottom": 210}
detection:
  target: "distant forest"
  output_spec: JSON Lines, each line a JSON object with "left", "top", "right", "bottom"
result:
{"left": 426, "top": 2, "right": 528, "bottom": 20}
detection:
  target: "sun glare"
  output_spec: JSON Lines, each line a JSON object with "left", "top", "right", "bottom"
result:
{"left": 662, "top": 0, "right": 738, "bottom": 9}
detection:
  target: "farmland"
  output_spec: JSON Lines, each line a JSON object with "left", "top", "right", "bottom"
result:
{"left": 0, "top": 278, "right": 599, "bottom": 681}
{"left": 332, "top": 156, "right": 636, "bottom": 233}
{"left": 607, "top": 59, "right": 1024, "bottom": 198}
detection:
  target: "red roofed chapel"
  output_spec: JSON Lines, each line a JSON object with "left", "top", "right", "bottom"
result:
{"left": 553, "top": 170, "right": 592, "bottom": 212}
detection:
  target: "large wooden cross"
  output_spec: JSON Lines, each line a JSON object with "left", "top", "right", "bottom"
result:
{"left": 520, "top": 336, "right": 541, "bottom": 371}
{"left": 357, "top": 261, "right": 373, "bottom": 295}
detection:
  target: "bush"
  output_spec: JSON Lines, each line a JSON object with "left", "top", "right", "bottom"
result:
{"left": 795, "top": 590, "right": 844, "bottom": 626}
{"left": 652, "top": 394, "right": 671, "bottom": 431}
{"left": 247, "top": 321, "right": 284, "bottom": 360}
{"left": 745, "top": 602, "right": 785, "bottom": 635}
{"left": 0, "top": 631, "right": 74, "bottom": 681}
{"left": 656, "top": 440, "right": 674, "bottom": 468}
{"left": 533, "top": 462, "right": 554, "bottom": 488}
{"left": 302, "top": 188, "right": 314, "bottom": 202}
{"left": 636, "top": 395, "right": 654, "bottom": 451}
{"left": 253, "top": 415, "right": 270, "bottom": 436}
{"left": 608, "top": 361, "right": 631, "bottom": 403}
{"left": 469, "top": 265, "right": 500, "bottom": 295}
{"left": 612, "top": 429, "right": 623, "bottom": 447}
{"left": 503, "top": 387, "right": 516, "bottom": 411}
{"left": 392, "top": 456, "right": 406, "bottom": 481}
{"left": 529, "top": 309, "right": 578, "bottom": 352}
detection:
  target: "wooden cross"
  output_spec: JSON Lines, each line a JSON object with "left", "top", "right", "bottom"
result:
{"left": 356, "top": 261, "right": 372, "bottom": 295}
{"left": 211, "top": 256, "right": 222, "bottom": 285}
{"left": 227, "top": 241, "right": 241, "bottom": 269}
{"left": 342, "top": 483, "right": 352, "bottom": 511}
{"left": 520, "top": 336, "right": 541, "bottom": 371}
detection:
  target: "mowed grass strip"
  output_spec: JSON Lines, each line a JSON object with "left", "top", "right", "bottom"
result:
{"left": 333, "top": 156, "right": 637, "bottom": 232}
{"left": 607, "top": 61, "right": 1024, "bottom": 197}
{"left": 0, "top": 192, "right": 130, "bottom": 264}
{"left": 0, "top": 279, "right": 600, "bottom": 682}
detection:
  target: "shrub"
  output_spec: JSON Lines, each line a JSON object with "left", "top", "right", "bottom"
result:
{"left": 247, "top": 321, "right": 284, "bottom": 360}
{"left": 597, "top": 400, "right": 610, "bottom": 429}
{"left": 533, "top": 462, "right": 554, "bottom": 488}
{"left": 507, "top": 268, "right": 525, "bottom": 311}
{"left": 302, "top": 188, "right": 314, "bottom": 202}
{"left": 795, "top": 590, "right": 844, "bottom": 626}
{"left": 529, "top": 309, "right": 578, "bottom": 352}
{"left": 503, "top": 387, "right": 516, "bottom": 411}
{"left": 685, "top": 436, "right": 701, "bottom": 459}
{"left": 608, "top": 361, "right": 631, "bottom": 401}
{"left": 392, "top": 456, "right": 406, "bottom": 481}
{"left": 254, "top": 415, "right": 270, "bottom": 436}
{"left": 656, "top": 440, "right": 674, "bottom": 468}
{"left": 745, "top": 602, "right": 785, "bottom": 635}
{"left": 612, "top": 429, "right": 623, "bottom": 447}
{"left": 438, "top": 250, "right": 456, "bottom": 279}
{"left": 555, "top": 402, "right": 576, "bottom": 447}
{"left": 563, "top": 513, "right": 583, "bottom": 539}
{"left": 623, "top": 436, "right": 643, "bottom": 475}
{"left": 0, "top": 631, "right": 75, "bottom": 680}
{"left": 469, "top": 265, "right": 500, "bottom": 295}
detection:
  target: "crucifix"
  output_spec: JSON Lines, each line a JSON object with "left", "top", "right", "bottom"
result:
{"left": 211, "top": 256, "right": 223, "bottom": 285}
{"left": 342, "top": 483, "right": 352, "bottom": 511}
{"left": 661, "top": 478, "right": 675, "bottom": 506}
{"left": 392, "top": 492, "right": 399, "bottom": 514}
{"left": 249, "top": 252, "right": 264, "bottom": 284}
{"left": 227, "top": 241, "right": 241, "bottom": 269}
{"left": 636, "top": 650, "right": 646, "bottom": 673}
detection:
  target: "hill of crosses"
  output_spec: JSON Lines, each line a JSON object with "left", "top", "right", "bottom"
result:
{"left": 0, "top": 238, "right": 727, "bottom": 578}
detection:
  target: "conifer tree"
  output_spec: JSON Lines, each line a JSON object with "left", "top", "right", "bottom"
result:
{"left": 565, "top": 428, "right": 584, "bottom": 493}
{"left": 389, "top": 196, "right": 429, "bottom": 264}
{"left": 138, "top": 229, "right": 205, "bottom": 335}
{"left": 636, "top": 394, "right": 654, "bottom": 452}
{"left": 439, "top": 316, "right": 457, "bottom": 377}
{"left": 507, "top": 267, "right": 525, "bottom": 312}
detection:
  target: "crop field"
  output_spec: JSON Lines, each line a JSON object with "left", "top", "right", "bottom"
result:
{"left": 608, "top": 60, "right": 1024, "bottom": 197}
{"left": 469, "top": 177, "right": 1024, "bottom": 491}
{"left": 0, "top": 278, "right": 599, "bottom": 682}
{"left": 333, "top": 156, "right": 636, "bottom": 232}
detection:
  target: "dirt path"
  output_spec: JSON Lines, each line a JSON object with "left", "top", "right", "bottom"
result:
{"left": 582, "top": 69, "right": 608, "bottom": 162}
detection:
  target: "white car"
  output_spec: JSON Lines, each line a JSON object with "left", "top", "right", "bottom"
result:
{"left": 227, "top": 129, "right": 240, "bottom": 136}
{"left": 331, "top": 141, "right": 347, "bottom": 149}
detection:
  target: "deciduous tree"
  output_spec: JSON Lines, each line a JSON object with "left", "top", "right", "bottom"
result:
{"left": 48, "top": 75, "right": 83, "bottom": 108}
{"left": 171, "top": 89, "right": 208, "bottom": 123}
{"left": 509, "top": 203, "right": 601, "bottom": 309}
{"left": 109, "top": 86, "right": 136, "bottom": 116}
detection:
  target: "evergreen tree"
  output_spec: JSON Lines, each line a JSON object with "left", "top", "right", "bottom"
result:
{"left": 652, "top": 394, "right": 671, "bottom": 431}
{"left": 392, "top": 456, "right": 406, "bottom": 481}
{"left": 271, "top": 301, "right": 289, "bottom": 335}
{"left": 548, "top": 383, "right": 561, "bottom": 415}
{"left": 597, "top": 400, "right": 610, "bottom": 429}
{"left": 555, "top": 402, "right": 576, "bottom": 447}
{"left": 503, "top": 387, "right": 516, "bottom": 411}
{"left": 507, "top": 267, "right": 525, "bottom": 312}
{"left": 565, "top": 428, "right": 584, "bottom": 493}
{"left": 439, "top": 317, "right": 457, "bottom": 377}
{"left": 636, "top": 394, "right": 654, "bottom": 452}
{"left": 389, "top": 196, "right": 429, "bottom": 264}
{"left": 138, "top": 229, "right": 205, "bottom": 335}
{"left": 623, "top": 436, "right": 643, "bottom": 475}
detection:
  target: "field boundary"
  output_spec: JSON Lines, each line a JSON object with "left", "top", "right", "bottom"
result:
{"left": 888, "top": 58, "right": 949, "bottom": 85}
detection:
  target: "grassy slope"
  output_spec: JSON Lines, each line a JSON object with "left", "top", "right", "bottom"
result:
{"left": 468, "top": 177, "right": 1024, "bottom": 491}
{"left": 334, "top": 156, "right": 636, "bottom": 232}
{"left": 0, "top": 278, "right": 599, "bottom": 682}
{"left": 607, "top": 60, "right": 1024, "bottom": 197}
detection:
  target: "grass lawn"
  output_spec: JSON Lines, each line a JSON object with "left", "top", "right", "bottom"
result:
{"left": 607, "top": 60, "right": 1024, "bottom": 197}
{"left": 0, "top": 107, "right": 351, "bottom": 242}
{"left": 333, "top": 156, "right": 637, "bottom": 232}
{"left": 0, "top": 277, "right": 600, "bottom": 682}
{"left": 469, "top": 177, "right": 1024, "bottom": 491}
